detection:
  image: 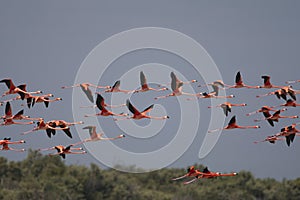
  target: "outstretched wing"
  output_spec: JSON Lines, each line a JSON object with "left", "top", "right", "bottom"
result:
{"left": 5, "top": 102, "right": 12, "bottom": 117}
{"left": 142, "top": 104, "right": 154, "bottom": 114}
{"left": 261, "top": 75, "right": 271, "bottom": 85}
{"left": 0, "top": 79, "right": 14, "bottom": 89}
{"left": 126, "top": 99, "right": 140, "bottom": 115}
{"left": 228, "top": 115, "right": 236, "bottom": 125}
{"left": 140, "top": 71, "right": 147, "bottom": 87}
{"left": 112, "top": 80, "right": 121, "bottom": 90}
{"left": 96, "top": 94, "right": 105, "bottom": 110}
{"left": 83, "top": 126, "right": 97, "bottom": 139}
{"left": 80, "top": 84, "right": 94, "bottom": 103}
{"left": 235, "top": 71, "right": 243, "bottom": 84}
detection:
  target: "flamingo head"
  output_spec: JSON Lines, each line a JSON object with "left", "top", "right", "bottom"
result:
{"left": 20, "top": 140, "right": 26, "bottom": 143}
{"left": 56, "top": 98, "right": 63, "bottom": 101}
{"left": 255, "top": 126, "right": 261, "bottom": 129}
{"left": 119, "top": 134, "right": 125, "bottom": 138}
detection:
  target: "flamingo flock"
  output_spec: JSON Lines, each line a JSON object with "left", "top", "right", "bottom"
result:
{"left": 1, "top": 70, "right": 300, "bottom": 185}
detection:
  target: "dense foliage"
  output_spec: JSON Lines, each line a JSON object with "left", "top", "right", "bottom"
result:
{"left": 0, "top": 150, "right": 299, "bottom": 200}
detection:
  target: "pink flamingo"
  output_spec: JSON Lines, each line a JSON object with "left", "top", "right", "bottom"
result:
{"left": 39, "top": 144, "right": 86, "bottom": 159}
{"left": 0, "top": 102, "right": 34, "bottom": 126}
{"left": 0, "top": 137, "right": 26, "bottom": 152}
{"left": 98, "top": 80, "right": 135, "bottom": 94}
{"left": 258, "top": 75, "right": 285, "bottom": 89}
{"left": 155, "top": 72, "right": 197, "bottom": 99}
{"left": 254, "top": 109, "right": 298, "bottom": 127}
{"left": 134, "top": 71, "right": 168, "bottom": 93}
{"left": 208, "top": 115, "right": 260, "bottom": 133}
{"left": 84, "top": 94, "right": 128, "bottom": 117}
{"left": 225, "top": 71, "right": 259, "bottom": 89}
{"left": 62, "top": 82, "right": 110, "bottom": 103}
{"left": 114, "top": 99, "right": 169, "bottom": 121}
{"left": 74, "top": 126, "right": 125, "bottom": 145}
{"left": 208, "top": 102, "right": 247, "bottom": 116}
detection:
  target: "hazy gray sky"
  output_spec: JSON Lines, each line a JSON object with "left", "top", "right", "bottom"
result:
{"left": 1, "top": 1, "right": 300, "bottom": 180}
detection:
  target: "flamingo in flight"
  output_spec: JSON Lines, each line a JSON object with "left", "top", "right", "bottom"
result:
{"left": 208, "top": 102, "right": 247, "bottom": 116}
{"left": 62, "top": 82, "right": 110, "bottom": 103}
{"left": 114, "top": 99, "right": 169, "bottom": 121}
{"left": 134, "top": 71, "right": 168, "bottom": 93}
{"left": 275, "top": 124, "right": 300, "bottom": 146}
{"left": 246, "top": 106, "right": 276, "bottom": 116}
{"left": 258, "top": 75, "right": 285, "bottom": 89}
{"left": 274, "top": 99, "right": 300, "bottom": 108}
{"left": 0, "top": 84, "right": 42, "bottom": 106}
{"left": 208, "top": 115, "right": 260, "bottom": 133}
{"left": 27, "top": 93, "right": 62, "bottom": 108}
{"left": 98, "top": 80, "right": 135, "bottom": 94}
{"left": 0, "top": 79, "right": 30, "bottom": 99}
{"left": 183, "top": 166, "right": 237, "bottom": 185}
{"left": 198, "top": 80, "right": 225, "bottom": 88}
{"left": 74, "top": 126, "right": 125, "bottom": 145}
{"left": 158, "top": 72, "right": 197, "bottom": 87}
{"left": 225, "top": 71, "right": 259, "bottom": 89}
{"left": 0, "top": 108, "right": 40, "bottom": 121}
{"left": 254, "top": 109, "right": 298, "bottom": 127}
{"left": 254, "top": 135, "right": 285, "bottom": 144}
{"left": 39, "top": 144, "right": 86, "bottom": 159}
{"left": 172, "top": 166, "right": 203, "bottom": 181}
{"left": 46, "top": 120, "right": 83, "bottom": 139}
{"left": 22, "top": 118, "right": 70, "bottom": 138}
{"left": 84, "top": 94, "right": 128, "bottom": 118}
{"left": 0, "top": 102, "right": 34, "bottom": 126}
{"left": 256, "top": 86, "right": 296, "bottom": 100}
{"left": 155, "top": 72, "right": 197, "bottom": 99}
{"left": 188, "top": 82, "right": 234, "bottom": 100}
{"left": 0, "top": 137, "right": 26, "bottom": 152}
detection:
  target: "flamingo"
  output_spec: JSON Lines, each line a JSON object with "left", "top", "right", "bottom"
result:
{"left": 114, "top": 99, "right": 169, "bottom": 121}
{"left": 0, "top": 137, "right": 26, "bottom": 152}
{"left": 253, "top": 135, "right": 284, "bottom": 144}
{"left": 275, "top": 99, "right": 300, "bottom": 108}
{"left": 1, "top": 109, "right": 40, "bottom": 121}
{"left": 46, "top": 120, "right": 83, "bottom": 139}
{"left": 258, "top": 75, "right": 285, "bottom": 89}
{"left": 254, "top": 109, "right": 298, "bottom": 127}
{"left": 225, "top": 71, "right": 259, "bottom": 89}
{"left": 208, "top": 115, "right": 260, "bottom": 133}
{"left": 62, "top": 82, "right": 110, "bottom": 103}
{"left": 74, "top": 126, "right": 125, "bottom": 145}
{"left": 39, "top": 144, "right": 86, "bottom": 159}
{"left": 98, "top": 80, "right": 135, "bottom": 94}
{"left": 246, "top": 106, "right": 276, "bottom": 116}
{"left": 22, "top": 118, "right": 70, "bottom": 138}
{"left": 155, "top": 72, "right": 197, "bottom": 99}
{"left": 184, "top": 167, "right": 237, "bottom": 185}
{"left": 172, "top": 166, "right": 203, "bottom": 181}
{"left": 208, "top": 102, "right": 247, "bottom": 116}
{"left": 84, "top": 94, "right": 128, "bottom": 117}
{"left": 134, "top": 71, "right": 168, "bottom": 93}
{"left": 0, "top": 79, "right": 30, "bottom": 99}
{"left": 276, "top": 124, "right": 300, "bottom": 146}
{"left": 0, "top": 84, "right": 42, "bottom": 106}
{"left": 28, "top": 94, "right": 62, "bottom": 108}
{"left": 256, "top": 86, "right": 296, "bottom": 100}
{"left": 198, "top": 80, "right": 225, "bottom": 88}
{"left": 158, "top": 72, "right": 197, "bottom": 87}
{"left": 0, "top": 102, "right": 34, "bottom": 126}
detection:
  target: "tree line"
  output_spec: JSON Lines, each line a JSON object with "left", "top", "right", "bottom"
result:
{"left": 0, "top": 150, "right": 299, "bottom": 200}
